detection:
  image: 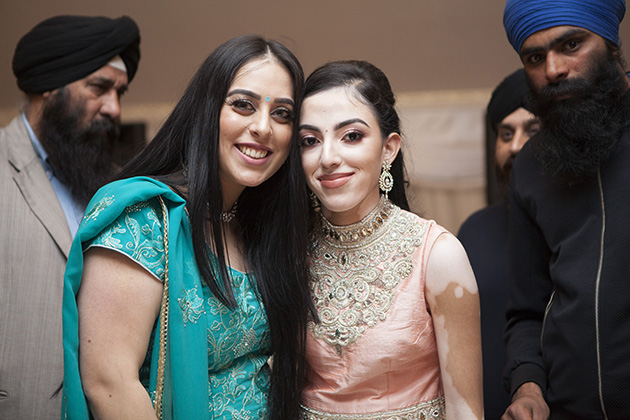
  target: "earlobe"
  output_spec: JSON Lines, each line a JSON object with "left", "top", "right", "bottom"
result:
{"left": 42, "top": 87, "right": 61, "bottom": 100}
{"left": 383, "top": 132, "right": 402, "bottom": 162}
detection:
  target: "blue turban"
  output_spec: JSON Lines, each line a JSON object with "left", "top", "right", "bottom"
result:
{"left": 504, "top": 0, "right": 626, "bottom": 52}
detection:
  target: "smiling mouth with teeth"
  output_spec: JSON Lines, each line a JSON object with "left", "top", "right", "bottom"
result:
{"left": 237, "top": 145, "right": 270, "bottom": 159}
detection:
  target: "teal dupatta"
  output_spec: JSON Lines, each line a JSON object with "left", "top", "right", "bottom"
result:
{"left": 62, "top": 177, "right": 209, "bottom": 419}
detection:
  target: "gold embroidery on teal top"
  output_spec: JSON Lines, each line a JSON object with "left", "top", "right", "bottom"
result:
{"left": 96, "top": 221, "right": 126, "bottom": 249}
{"left": 123, "top": 209, "right": 165, "bottom": 277}
{"left": 204, "top": 270, "right": 270, "bottom": 418}
{"left": 208, "top": 355, "right": 269, "bottom": 418}
{"left": 88, "top": 198, "right": 271, "bottom": 417}
{"left": 233, "top": 329, "right": 258, "bottom": 358}
{"left": 126, "top": 201, "right": 150, "bottom": 212}
{"left": 206, "top": 294, "right": 270, "bottom": 363}
{"left": 178, "top": 285, "right": 206, "bottom": 325}
{"left": 84, "top": 195, "right": 115, "bottom": 222}
{"left": 232, "top": 409, "right": 253, "bottom": 420}
{"left": 89, "top": 199, "right": 165, "bottom": 280}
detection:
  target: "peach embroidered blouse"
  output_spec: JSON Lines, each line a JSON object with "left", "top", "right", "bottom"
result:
{"left": 301, "top": 202, "right": 446, "bottom": 419}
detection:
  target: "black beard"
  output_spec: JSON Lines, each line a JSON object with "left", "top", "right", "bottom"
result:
{"left": 38, "top": 88, "right": 119, "bottom": 206}
{"left": 528, "top": 48, "right": 629, "bottom": 187}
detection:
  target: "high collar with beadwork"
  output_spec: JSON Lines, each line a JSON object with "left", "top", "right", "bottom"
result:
{"left": 318, "top": 196, "right": 395, "bottom": 246}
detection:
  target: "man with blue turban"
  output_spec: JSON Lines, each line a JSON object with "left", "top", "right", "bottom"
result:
{"left": 501, "top": 1, "right": 630, "bottom": 419}
{"left": 0, "top": 15, "right": 140, "bottom": 420}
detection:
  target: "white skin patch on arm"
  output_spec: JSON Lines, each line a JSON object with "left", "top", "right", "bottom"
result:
{"left": 426, "top": 233, "right": 484, "bottom": 420}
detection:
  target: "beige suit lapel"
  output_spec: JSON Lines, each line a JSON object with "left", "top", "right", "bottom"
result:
{"left": 6, "top": 117, "right": 72, "bottom": 258}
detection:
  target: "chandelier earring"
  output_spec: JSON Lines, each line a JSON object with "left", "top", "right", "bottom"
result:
{"left": 379, "top": 160, "right": 394, "bottom": 199}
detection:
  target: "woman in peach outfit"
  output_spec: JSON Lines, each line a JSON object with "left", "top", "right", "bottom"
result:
{"left": 298, "top": 60, "right": 484, "bottom": 420}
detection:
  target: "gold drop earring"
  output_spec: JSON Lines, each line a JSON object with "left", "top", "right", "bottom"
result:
{"left": 379, "top": 160, "right": 393, "bottom": 199}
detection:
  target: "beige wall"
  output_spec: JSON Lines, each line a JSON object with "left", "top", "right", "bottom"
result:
{"left": 2, "top": 1, "right": 628, "bottom": 232}
{"left": 0, "top": 1, "right": 530, "bottom": 108}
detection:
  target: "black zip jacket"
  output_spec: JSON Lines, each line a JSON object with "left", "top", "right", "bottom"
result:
{"left": 505, "top": 112, "right": 630, "bottom": 419}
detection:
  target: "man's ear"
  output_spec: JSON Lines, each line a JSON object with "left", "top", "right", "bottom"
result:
{"left": 42, "top": 86, "right": 63, "bottom": 100}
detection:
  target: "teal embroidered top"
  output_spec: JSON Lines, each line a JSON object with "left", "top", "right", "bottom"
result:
{"left": 62, "top": 178, "right": 271, "bottom": 420}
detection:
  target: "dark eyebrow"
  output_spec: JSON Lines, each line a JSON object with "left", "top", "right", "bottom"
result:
{"left": 498, "top": 116, "right": 539, "bottom": 131}
{"left": 226, "top": 89, "right": 294, "bottom": 107}
{"left": 88, "top": 76, "right": 115, "bottom": 88}
{"left": 299, "top": 118, "right": 370, "bottom": 133}
{"left": 525, "top": 117, "right": 540, "bottom": 129}
{"left": 274, "top": 97, "right": 295, "bottom": 107}
{"left": 87, "top": 76, "right": 128, "bottom": 94}
{"left": 335, "top": 118, "right": 369, "bottom": 131}
{"left": 520, "top": 28, "right": 589, "bottom": 58}
{"left": 227, "top": 89, "right": 261, "bottom": 100}
{"left": 298, "top": 124, "right": 321, "bottom": 133}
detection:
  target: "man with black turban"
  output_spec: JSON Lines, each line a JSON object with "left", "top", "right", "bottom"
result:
{"left": 501, "top": 0, "right": 630, "bottom": 419}
{"left": 458, "top": 68, "right": 539, "bottom": 420}
{"left": 0, "top": 15, "right": 140, "bottom": 420}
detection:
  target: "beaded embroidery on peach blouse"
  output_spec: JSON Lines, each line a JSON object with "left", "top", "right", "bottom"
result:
{"left": 300, "top": 397, "right": 445, "bottom": 420}
{"left": 309, "top": 196, "right": 426, "bottom": 356}
{"left": 304, "top": 198, "right": 445, "bottom": 419}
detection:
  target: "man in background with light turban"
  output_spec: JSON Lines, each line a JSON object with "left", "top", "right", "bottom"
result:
{"left": 0, "top": 15, "right": 140, "bottom": 420}
{"left": 501, "top": 0, "right": 630, "bottom": 419}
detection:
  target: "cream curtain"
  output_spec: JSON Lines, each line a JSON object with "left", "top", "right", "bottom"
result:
{"left": 398, "top": 89, "right": 491, "bottom": 233}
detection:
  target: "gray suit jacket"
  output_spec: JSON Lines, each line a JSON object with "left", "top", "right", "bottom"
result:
{"left": 0, "top": 116, "right": 71, "bottom": 419}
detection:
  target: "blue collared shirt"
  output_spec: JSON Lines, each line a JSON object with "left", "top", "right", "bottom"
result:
{"left": 22, "top": 112, "right": 85, "bottom": 238}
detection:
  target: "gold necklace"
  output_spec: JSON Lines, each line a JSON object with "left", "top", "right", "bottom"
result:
{"left": 220, "top": 200, "right": 238, "bottom": 223}
{"left": 319, "top": 196, "right": 394, "bottom": 244}
{"left": 182, "top": 167, "right": 237, "bottom": 223}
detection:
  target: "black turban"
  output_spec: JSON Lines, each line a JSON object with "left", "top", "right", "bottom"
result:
{"left": 12, "top": 15, "right": 141, "bottom": 94}
{"left": 486, "top": 68, "right": 531, "bottom": 136}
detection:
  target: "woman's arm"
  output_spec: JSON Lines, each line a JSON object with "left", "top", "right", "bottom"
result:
{"left": 77, "top": 247, "right": 163, "bottom": 420}
{"left": 425, "top": 233, "right": 484, "bottom": 420}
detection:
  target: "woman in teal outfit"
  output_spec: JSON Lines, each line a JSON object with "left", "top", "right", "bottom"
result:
{"left": 62, "top": 35, "right": 313, "bottom": 419}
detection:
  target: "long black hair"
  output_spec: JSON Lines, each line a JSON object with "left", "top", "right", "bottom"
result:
{"left": 117, "top": 34, "right": 312, "bottom": 419}
{"left": 302, "top": 60, "right": 410, "bottom": 211}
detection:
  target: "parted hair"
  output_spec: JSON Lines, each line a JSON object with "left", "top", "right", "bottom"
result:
{"left": 116, "top": 34, "right": 312, "bottom": 419}
{"left": 303, "top": 60, "right": 410, "bottom": 210}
